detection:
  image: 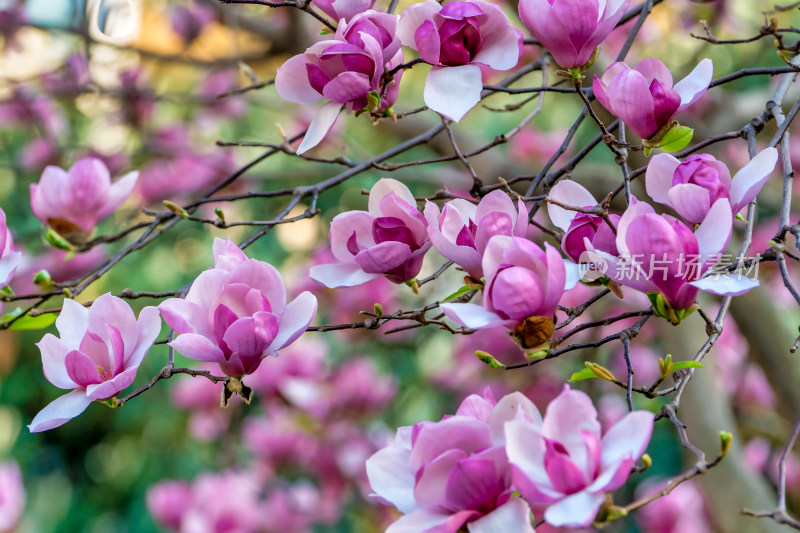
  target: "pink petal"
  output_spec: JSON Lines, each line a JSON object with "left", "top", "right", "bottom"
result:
{"left": 309, "top": 262, "right": 380, "bottom": 288}
{"left": 386, "top": 508, "right": 477, "bottom": 533}
{"left": 674, "top": 58, "right": 713, "bottom": 111}
{"left": 505, "top": 420, "right": 560, "bottom": 502}
{"left": 169, "top": 333, "right": 225, "bottom": 362}
{"left": 424, "top": 65, "right": 483, "bottom": 122}
{"left": 95, "top": 170, "right": 138, "bottom": 220}
{"left": 55, "top": 298, "right": 89, "bottom": 349}
{"left": 667, "top": 183, "right": 711, "bottom": 225}
{"left": 547, "top": 180, "right": 598, "bottom": 231}
{"left": 28, "top": 389, "right": 93, "bottom": 433}
{"left": 366, "top": 440, "right": 418, "bottom": 514}
{"left": 396, "top": 0, "right": 442, "bottom": 49}
{"left": 127, "top": 306, "right": 161, "bottom": 369}
{"left": 694, "top": 198, "right": 732, "bottom": 268}
{"left": 543, "top": 490, "right": 605, "bottom": 527}
{"left": 414, "top": 448, "right": 467, "bottom": 510}
{"left": 65, "top": 350, "right": 103, "bottom": 387}
{"left": 729, "top": 146, "right": 779, "bottom": 214}
{"left": 37, "top": 334, "right": 77, "bottom": 389}
{"left": 268, "top": 291, "right": 317, "bottom": 352}
{"left": 690, "top": 274, "right": 759, "bottom": 296}
{"left": 600, "top": 410, "right": 654, "bottom": 470}
{"left": 275, "top": 54, "right": 323, "bottom": 104}
{"left": 86, "top": 366, "right": 139, "bottom": 400}
{"left": 440, "top": 302, "right": 511, "bottom": 330}
{"left": 467, "top": 498, "right": 535, "bottom": 533}
{"left": 542, "top": 387, "right": 601, "bottom": 475}
{"left": 355, "top": 241, "right": 413, "bottom": 274}
{"left": 225, "top": 260, "right": 287, "bottom": 317}
{"left": 471, "top": 0, "right": 520, "bottom": 70}
{"left": 645, "top": 153, "right": 681, "bottom": 205}
{"left": 369, "top": 178, "right": 417, "bottom": 216}
{"left": 633, "top": 58, "right": 673, "bottom": 87}
{"left": 297, "top": 101, "right": 343, "bottom": 155}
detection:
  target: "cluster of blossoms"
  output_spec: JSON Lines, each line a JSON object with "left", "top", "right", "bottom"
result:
{"left": 367, "top": 386, "right": 654, "bottom": 529}
{"left": 272, "top": 0, "right": 714, "bottom": 151}
{"left": 150, "top": 338, "right": 397, "bottom": 532}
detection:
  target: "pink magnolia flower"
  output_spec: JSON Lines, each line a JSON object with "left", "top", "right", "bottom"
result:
{"left": 397, "top": 0, "right": 522, "bottom": 121}
{"left": 179, "top": 471, "right": 265, "bottom": 533}
{"left": 19, "top": 138, "right": 60, "bottom": 171}
{"left": 547, "top": 180, "right": 619, "bottom": 284}
{"left": 29, "top": 294, "right": 161, "bottom": 432}
{"left": 366, "top": 389, "right": 536, "bottom": 533}
{"left": 30, "top": 157, "right": 139, "bottom": 243}
{"left": 635, "top": 479, "right": 710, "bottom": 533}
{"left": 506, "top": 386, "right": 654, "bottom": 528}
{"left": 275, "top": 10, "right": 403, "bottom": 154}
{"left": 41, "top": 53, "right": 90, "bottom": 95}
{"left": 0, "top": 208, "right": 21, "bottom": 290}
{"left": 170, "top": 2, "right": 215, "bottom": 45}
{"left": 441, "top": 236, "right": 566, "bottom": 348}
{"left": 602, "top": 199, "right": 757, "bottom": 312}
{"left": 645, "top": 148, "right": 778, "bottom": 224}
{"left": 0, "top": 461, "right": 24, "bottom": 532}
{"left": 424, "top": 190, "right": 529, "bottom": 279}
{"left": 518, "top": 0, "right": 629, "bottom": 69}
{"left": 592, "top": 58, "right": 712, "bottom": 140}
{"left": 310, "top": 179, "right": 431, "bottom": 288}
{"left": 315, "top": 0, "right": 376, "bottom": 22}
{"left": 159, "top": 238, "right": 317, "bottom": 377}
{"left": 147, "top": 480, "right": 193, "bottom": 532}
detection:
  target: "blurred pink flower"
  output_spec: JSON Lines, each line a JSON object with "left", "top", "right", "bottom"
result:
{"left": 635, "top": 479, "right": 710, "bottom": 533}
{"left": 29, "top": 294, "right": 161, "bottom": 432}
{"left": 18, "top": 138, "right": 60, "bottom": 172}
{"left": 0, "top": 461, "right": 24, "bottom": 532}
{"left": 315, "top": 0, "right": 376, "bottom": 22}
{"left": 147, "top": 480, "right": 193, "bottom": 532}
{"left": 0, "top": 209, "right": 21, "bottom": 290}
{"left": 170, "top": 2, "right": 215, "bottom": 44}
{"left": 30, "top": 157, "right": 139, "bottom": 243}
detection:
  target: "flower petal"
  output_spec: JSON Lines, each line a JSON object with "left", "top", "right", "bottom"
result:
{"left": 543, "top": 490, "right": 605, "bottom": 527}
{"left": 28, "top": 389, "right": 93, "bottom": 433}
{"left": 424, "top": 65, "right": 483, "bottom": 122}
{"left": 297, "top": 101, "right": 343, "bottom": 155}
{"left": 268, "top": 291, "right": 317, "bottom": 352}
{"left": 440, "top": 302, "right": 512, "bottom": 329}
{"left": 309, "top": 262, "right": 380, "bottom": 288}
{"left": 466, "top": 497, "right": 535, "bottom": 533}
{"left": 169, "top": 333, "right": 225, "bottom": 362}
{"left": 547, "top": 180, "right": 597, "bottom": 231}
{"left": 645, "top": 153, "right": 681, "bottom": 205}
{"left": 674, "top": 58, "right": 713, "bottom": 111}
{"left": 729, "top": 146, "right": 779, "bottom": 214}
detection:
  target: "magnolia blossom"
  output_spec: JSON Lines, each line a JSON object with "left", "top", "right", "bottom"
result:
{"left": 424, "top": 190, "right": 529, "bottom": 279}
{"left": 593, "top": 58, "right": 712, "bottom": 140}
{"left": 0, "top": 461, "right": 24, "bottom": 532}
{"left": 170, "top": 2, "right": 215, "bottom": 45}
{"left": 29, "top": 294, "right": 161, "bottom": 432}
{"left": 315, "top": 0, "right": 376, "bottom": 22}
{"left": 366, "top": 389, "right": 536, "bottom": 533}
{"left": 635, "top": 480, "right": 710, "bottom": 533}
{"left": 159, "top": 238, "right": 317, "bottom": 377}
{"left": 506, "top": 386, "right": 654, "bottom": 527}
{"left": 603, "top": 199, "right": 757, "bottom": 312}
{"left": 441, "top": 236, "right": 565, "bottom": 348}
{"left": 275, "top": 10, "right": 403, "bottom": 154}
{"left": 147, "top": 480, "right": 194, "bottom": 532}
{"left": 310, "top": 179, "right": 431, "bottom": 288}
{"left": 0, "top": 208, "right": 21, "bottom": 290}
{"left": 397, "top": 0, "right": 521, "bottom": 121}
{"left": 518, "top": 0, "right": 629, "bottom": 69}
{"left": 30, "top": 157, "right": 139, "bottom": 243}
{"left": 645, "top": 148, "right": 778, "bottom": 224}
{"left": 547, "top": 180, "right": 619, "bottom": 285}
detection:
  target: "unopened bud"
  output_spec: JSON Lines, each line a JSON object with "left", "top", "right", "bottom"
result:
{"left": 162, "top": 200, "right": 188, "bottom": 218}
{"left": 475, "top": 350, "right": 506, "bottom": 369}
{"left": 719, "top": 431, "right": 733, "bottom": 458}
{"left": 587, "top": 362, "right": 616, "bottom": 382}
{"left": 640, "top": 453, "right": 652, "bottom": 471}
{"left": 373, "top": 303, "right": 384, "bottom": 318}
{"left": 33, "top": 270, "right": 52, "bottom": 286}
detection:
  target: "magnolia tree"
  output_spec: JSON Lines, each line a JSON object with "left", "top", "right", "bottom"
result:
{"left": 0, "top": 0, "right": 799, "bottom": 531}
